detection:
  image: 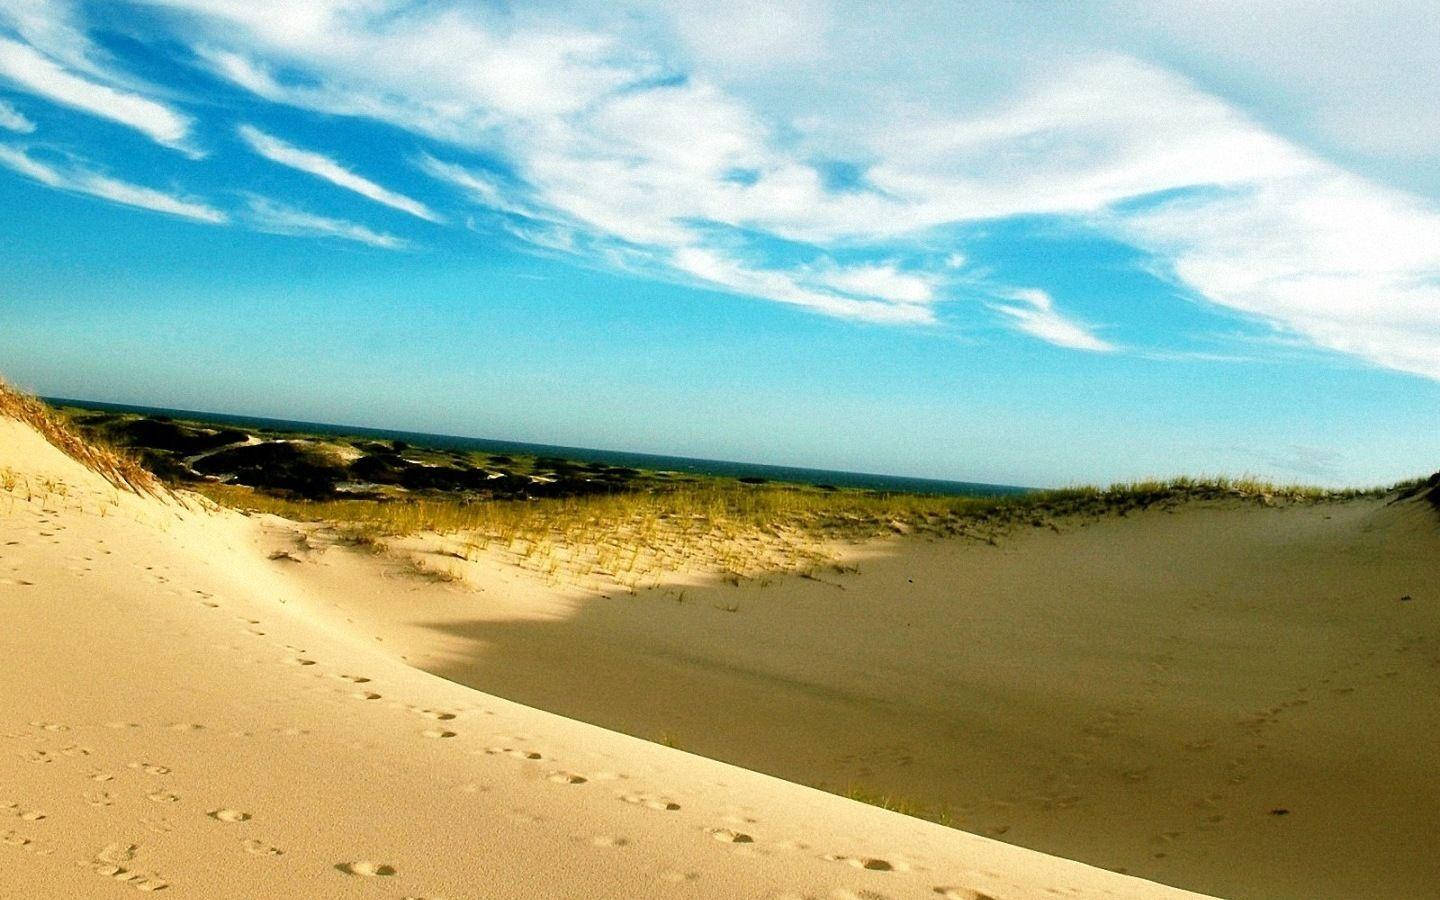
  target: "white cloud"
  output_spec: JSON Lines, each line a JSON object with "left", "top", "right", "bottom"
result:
{"left": 237, "top": 124, "right": 443, "bottom": 223}
{"left": 992, "top": 289, "right": 1115, "bottom": 353}
{"left": 0, "top": 99, "right": 34, "bottom": 132}
{"left": 244, "top": 196, "right": 408, "bottom": 249}
{"left": 0, "top": 0, "right": 115, "bottom": 80}
{"left": 0, "top": 145, "right": 225, "bottom": 222}
{"left": 815, "top": 263, "right": 935, "bottom": 305}
{"left": 51, "top": 2, "right": 1440, "bottom": 377}
{"left": 1116, "top": 171, "right": 1440, "bottom": 379}
{"left": 1107, "top": 0, "right": 1440, "bottom": 165}
{"left": 0, "top": 37, "right": 196, "bottom": 154}
{"left": 415, "top": 153, "right": 537, "bottom": 219}
{"left": 672, "top": 247, "right": 933, "bottom": 324}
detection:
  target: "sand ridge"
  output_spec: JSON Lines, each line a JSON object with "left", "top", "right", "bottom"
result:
{"left": 0, "top": 419, "right": 1210, "bottom": 897}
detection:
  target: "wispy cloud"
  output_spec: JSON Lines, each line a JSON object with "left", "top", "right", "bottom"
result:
{"left": 416, "top": 153, "right": 538, "bottom": 220}
{"left": 9, "top": 1, "right": 1440, "bottom": 379}
{"left": 0, "top": 98, "right": 35, "bottom": 133}
{"left": 244, "top": 195, "right": 409, "bottom": 249}
{"left": 814, "top": 263, "right": 935, "bottom": 305}
{"left": 671, "top": 246, "right": 934, "bottom": 323}
{"left": 992, "top": 289, "right": 1115, "bottom": 353}
{"left": 1114, "top": 171, "right": 1440, "bottom": 380}
{"left": 0, "top": 36, "right": 196, "bottom": 154}
{"left": 237, "top": 125, "right": 443, "bottom": 223}
{"left": 166, "top": 5, "right": 1439, "bottom": 374}
{"left": 0, "top": 144, "right": 224, "bottom": 222}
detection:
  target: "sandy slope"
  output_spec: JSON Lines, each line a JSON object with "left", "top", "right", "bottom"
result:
{"left": 0, "top": 417, "right": 1208, "bottom": 898}
{"left": 240, "top": 472, "right": 1440, "bottom": 898}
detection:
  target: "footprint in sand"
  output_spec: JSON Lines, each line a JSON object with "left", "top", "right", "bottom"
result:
{"left": 824, "top": 853, "right": 896, "bottom": 872}
{"left": 422, "top": 729, "right": 457, "bottom": 739}
{"left": 331, "top": 674, "right": 371, "bottom": 684}
{"left": 706, "top": 827, "right": 753, "bottom": 843}
{"left": 285, "top": 657, "right": 317, "bottom": 667}
{"left": 934, "top": 889, "right": 999, "bottom": 900}
{"left": 1, "top": 830, "right": 34, "bottom": 849}
{"left": 208, "top": 809, "right": 251, "bottom": 823}
{"left": 140, "top": 818, "right": 175, "bottom": 835}
{"left": 146, "top": 791, "right": 180, "bottom": 804}
{"left": 94, "top": 842, "right": 137, "bottom": 864}
{"left": 547, "top": 771, "right": 588, "bottom": 785}
{"left": 488, "top": 747, "right": 546, "bottom": 761}
{"left": 89, "top": 862, "right": 169, "bottom": 893}
{"left": 243, "top": 839, "right": 283, "bottom": 857}
{"left": 336, "top": 860, "right": 397, "bottom": 877}
{"left": 590, "top": 834, "right": 630, "bottom": 847}
{"left": 129, "top": 762, "right": 171, "bottom": 776}
{"left": 352, "top": 691, "right": 382, "bottom": 701}
{"left": 411, "top": 708, "right": 457, "bottom": 720}
{"left": 619, "top": 793, "right": 681, "bottom": 811}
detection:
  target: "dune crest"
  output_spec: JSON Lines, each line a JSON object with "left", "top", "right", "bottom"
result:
{"left": 0, "top": 411, "right": 1210, "bottom": 896}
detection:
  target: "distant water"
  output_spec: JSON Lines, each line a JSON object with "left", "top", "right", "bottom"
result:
{"left": 47, "top": 397, "right": 1028, "bottom": 497}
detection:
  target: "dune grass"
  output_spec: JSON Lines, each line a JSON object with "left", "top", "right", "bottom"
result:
{"left": 195, "top": 475, "right": 1387, "bottom": 590}
{"left": 0, "top": 380, "right": 160, "bottom": 497}
{"left": 195, "top": 475, "right": 1382, "bottom": 538}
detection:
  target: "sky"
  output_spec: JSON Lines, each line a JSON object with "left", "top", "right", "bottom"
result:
{"left": 0, "top": 1, "right": 1438, "bottom": 488}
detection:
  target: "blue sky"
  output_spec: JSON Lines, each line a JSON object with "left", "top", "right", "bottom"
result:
{"left": 1, "top": 1, "right": 1438, "bottom": 487}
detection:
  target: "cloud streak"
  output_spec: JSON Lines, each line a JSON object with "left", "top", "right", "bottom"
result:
{"left": 237, "top": 125, "right": 442, "bottom": 223}
{"left": 244, "top": 196, "right": 409, "bottom": 249}
{"left": 992, "top": 289, "right": 1115, "bottom": 353}
{"left": 0, "top": 98, "right": 35, "bottom": 133}
{"left": 0, "top": 144, "right": 224, "bottom": 222}
{"left": 0, "top": 36, "right": 196, "bottom": 154}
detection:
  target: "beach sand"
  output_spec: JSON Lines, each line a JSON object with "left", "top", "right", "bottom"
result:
{"left": 0, "top": 415, "right": 1214, "bottom": 898}
{"left": 238, "top": 478, "right": 1440, "bottom": 898}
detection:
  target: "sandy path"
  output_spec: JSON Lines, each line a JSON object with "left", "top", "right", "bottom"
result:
{"left": 260, "top": 491, "right": 1440, "bottom": 898}
{"left": 0, "top": 417, "right": 1207, "bottom": 897}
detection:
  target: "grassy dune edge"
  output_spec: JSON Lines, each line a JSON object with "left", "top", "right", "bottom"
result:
{"left": 0, "top": 381, "right": 161, "bottom": 497}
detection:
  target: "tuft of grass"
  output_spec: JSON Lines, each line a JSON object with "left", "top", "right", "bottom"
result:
{"left": 0, "top": 380, "right": 161, "bottom": 497}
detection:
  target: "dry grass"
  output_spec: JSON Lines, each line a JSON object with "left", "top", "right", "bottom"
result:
{"left": 195, "top": 475, "right": 1388, "bottom": 591}
{"left": 0, "top": 380, "right": 161, "bottom": 497}
{"left": 842, "top": 783, "right": 956, "bottom": 828}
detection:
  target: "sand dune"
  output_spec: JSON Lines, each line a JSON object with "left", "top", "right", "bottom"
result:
{"left": 230, "top": 466, "right": 1440, "bottom": 897}
{"left": 0, "top": 417, "right": 1215, "bottom": 897}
